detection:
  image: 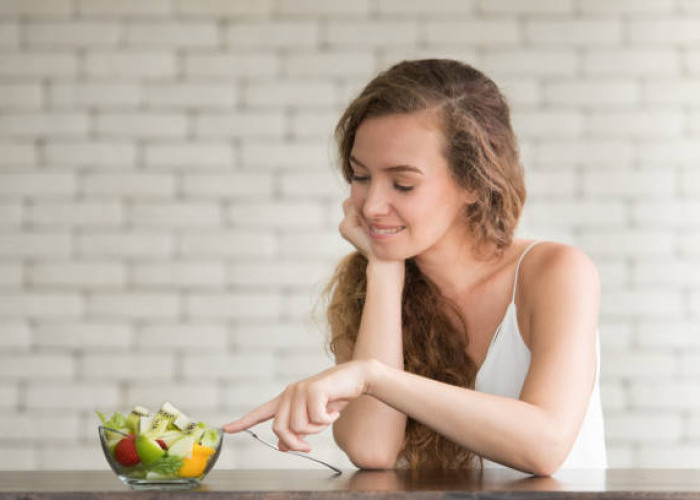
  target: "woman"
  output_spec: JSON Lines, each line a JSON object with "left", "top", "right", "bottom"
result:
{"left": 224, "top": 59, "right": 606, "bottom": 475}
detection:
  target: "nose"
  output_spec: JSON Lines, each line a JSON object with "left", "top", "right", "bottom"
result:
{"left": 361, "top": 181, "right": 392, "bottom": 219}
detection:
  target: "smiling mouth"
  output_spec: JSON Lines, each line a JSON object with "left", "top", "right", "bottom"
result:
{"left": 370, "top": 225, "right": 406, "bottom": 235}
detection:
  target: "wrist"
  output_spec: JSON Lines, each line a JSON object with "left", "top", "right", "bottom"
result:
{"left": 366, "top": 259, "right": 405, "bottom": 282}
{"left": 362, "top": 358, "right": 386, "bottom": 397}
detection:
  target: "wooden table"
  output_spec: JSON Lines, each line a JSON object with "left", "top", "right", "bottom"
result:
{"left": 2, "top": 469, "right": 700, "bottom": 499}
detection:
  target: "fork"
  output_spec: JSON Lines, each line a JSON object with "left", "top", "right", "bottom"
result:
{"left": 104, "top": 425, "right": 342, "bottom": 474}
{"left": 242, "top": 429, "right": 342, "bottom": 475}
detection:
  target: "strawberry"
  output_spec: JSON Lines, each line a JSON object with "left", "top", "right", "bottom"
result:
{"left": 114, "top": 436, "right": 141, "bottom": 467}
{"left": 157, "top": 439, "right": 168, "bottom": 450}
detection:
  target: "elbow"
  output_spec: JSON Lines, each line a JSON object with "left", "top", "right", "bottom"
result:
{"left": 344, "top": 446, "right": 398, "bottom": 470}
{"left": 335, "top": 430, "right": 398, "bottom": 470}
{"left": 524, "top": 456, "right": 561, "bottom": 477}
{"left": 333, "top": 416, "right": 401, "bottom": 470}
{"left": 520, "top": 427, "right": 572, "bottom": 476}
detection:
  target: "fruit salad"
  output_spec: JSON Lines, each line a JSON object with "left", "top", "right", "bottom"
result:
{"left": 97, "top": 402, "right": 221, "bottom": 481}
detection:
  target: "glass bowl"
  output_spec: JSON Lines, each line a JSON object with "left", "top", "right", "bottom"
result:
{"left": 98, "top": 425, "right": 223, "bottom": 490}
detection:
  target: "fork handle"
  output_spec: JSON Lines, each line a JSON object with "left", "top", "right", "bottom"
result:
{"left": 242, "top": 429, "right": 342, "bottom": 475}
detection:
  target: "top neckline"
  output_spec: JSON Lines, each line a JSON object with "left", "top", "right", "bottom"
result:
{"left": 475, "top": 241, "right": 541, "bottom": 374}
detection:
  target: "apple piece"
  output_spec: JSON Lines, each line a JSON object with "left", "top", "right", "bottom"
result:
{"left": 157, "top": 430, "right": 184, "bottom": 448}
{"left": 167, "top": 435, "right": 196, "bottom": 459}
{"left": 135, "top": 434, "right": 166, "bottom": 466}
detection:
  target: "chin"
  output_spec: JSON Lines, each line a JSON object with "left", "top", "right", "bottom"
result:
{"left": 370, "top": 245, "right": 415, "bottom": 262}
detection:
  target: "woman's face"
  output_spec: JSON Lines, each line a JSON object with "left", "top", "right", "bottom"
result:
{"left": 349, "top": 110, "right": 472, "bottom": 261}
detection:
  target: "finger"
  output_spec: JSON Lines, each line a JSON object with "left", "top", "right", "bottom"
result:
{"left": 345, "top": 201, "right": 364, "bottom": 229}
{"left": 222, "top": 397, "right": 279, "bottom": 433}
{"left": 288, "top": 385, "right": 328, "bottom": 434}
{"left": 288, "top": 386, "right": 310, "bottom": 434}
{"left": 291, "top": 404, "right": 328, "bottom": 435}
{"left": 290, "top": 435, "right": 312, "bottom": 453}
{"left": 356, "top": 213, "right": 369, "bottom": 231}
{"left": 308, "top": 387, "right": 337, "bottom": 426}
{"left": 277, "top": 384, "right": 334, "bottom": 437}
{"left": 342, "top": 198, "right": 353, "bottom": 215}
{"left": 338, "top": 218, "right": 350, "bottom": 239}
{"left": 272, "top": 390, "right": 311, "bottom": 452}
{"left": 327, "top": 400, "right": 348, "bottom": 415}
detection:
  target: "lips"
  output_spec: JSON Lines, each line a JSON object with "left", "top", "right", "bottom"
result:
{"left": 370, "top": 224, "right": 406, "bottom": 235}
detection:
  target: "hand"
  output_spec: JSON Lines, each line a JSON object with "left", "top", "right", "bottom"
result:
{"left": 223, "top": 360, "right": 374, "bottom": 453}
{"left": 339, "top": 198, "right": 373, "bottom": 258}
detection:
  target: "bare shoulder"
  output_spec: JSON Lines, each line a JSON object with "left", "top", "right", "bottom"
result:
{"left": 521, "top": 241, "right": 598, "bottom": 282}
{"left": 518, "top": 241, "right": 600, "bottom": 317}
{"left": 512, "top": 241, "right": 600, "bottom": 349}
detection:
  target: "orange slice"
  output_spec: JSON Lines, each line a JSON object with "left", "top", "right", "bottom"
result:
{"left": 192, "top": 444, "right": 216, "bottom": 457}
{"left": 178, "top": 455, "right": 208, "bottom": 478}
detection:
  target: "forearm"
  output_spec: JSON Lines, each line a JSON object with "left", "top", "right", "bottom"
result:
{"left": 366, "top": 361, "right": 574, "bottom": 475}
{"left": 333, "top": 260, "right": 407, "bottom": 468}
{"left": 352, "top": 260, "right": 405, "bottom": 364}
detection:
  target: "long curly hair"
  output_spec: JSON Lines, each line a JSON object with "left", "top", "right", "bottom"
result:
{"left": 326, "top": 59, "right": 526, "bottom": 469}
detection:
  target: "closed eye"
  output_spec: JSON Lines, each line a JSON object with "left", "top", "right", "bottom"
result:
{"left": 349, "top": 173, "right": 370, "bottom": 183}
{"left": 350, "top": 174, "right": 413, "bottom": 192}
{"left": 393, "top": 183, "right": 413, "bottom": 192}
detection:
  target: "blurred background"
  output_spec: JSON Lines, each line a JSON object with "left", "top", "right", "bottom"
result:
{"left": 1, "top": 0, "right": 700, "bottom": 470}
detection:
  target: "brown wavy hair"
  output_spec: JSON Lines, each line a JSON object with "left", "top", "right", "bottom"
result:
{"left": 326, "top": 59, "right": 526, "bottom": 469}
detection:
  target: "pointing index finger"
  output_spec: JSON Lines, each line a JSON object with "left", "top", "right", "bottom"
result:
{"left": 222, "top": 396, "right": 279, "bottom": 434}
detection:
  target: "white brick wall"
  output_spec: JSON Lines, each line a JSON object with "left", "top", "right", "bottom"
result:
{"left": 1, "top": 0, "right": 699, "bottom": 472}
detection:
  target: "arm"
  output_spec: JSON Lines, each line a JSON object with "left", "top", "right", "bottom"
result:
{"left": 224, "top": 244, "right": 599, "bottom": 475}
{"left": 221, "top": 261, "right": 406, "bottom": 468}
{"left": 224, "top": 199, "right": 408, "bottom": 467}
{"left": 364, "top": 244, "right": 600, "bottom": 475}
{"left": 330, "top": 198, "right": 407, "bottom": 468}
{"left": 331, "top": 259, "right": 407, "bottom": 468}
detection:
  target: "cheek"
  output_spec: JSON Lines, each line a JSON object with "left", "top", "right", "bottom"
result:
{"left": 349, "top": 185, "right": 364, "bottom": 211}
{"left": 418, "top": 192, "right": 465, "bottom": 231}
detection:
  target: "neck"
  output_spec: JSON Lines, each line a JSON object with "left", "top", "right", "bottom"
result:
{"left": 413, "top": 230, "right": 501, "bottom": 299}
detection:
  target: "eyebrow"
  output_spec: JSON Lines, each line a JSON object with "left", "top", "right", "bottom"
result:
{"left": 349, "top": 155, "right": 423, "bottom": 175}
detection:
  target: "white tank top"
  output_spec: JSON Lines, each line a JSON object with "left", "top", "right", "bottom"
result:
{"left": 474, "top": 241, "right": 607, "bottom": 470}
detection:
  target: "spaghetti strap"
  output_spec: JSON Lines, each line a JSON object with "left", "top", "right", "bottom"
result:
{"left": 510, "top": 241, "right": 542, "bottom": 304}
